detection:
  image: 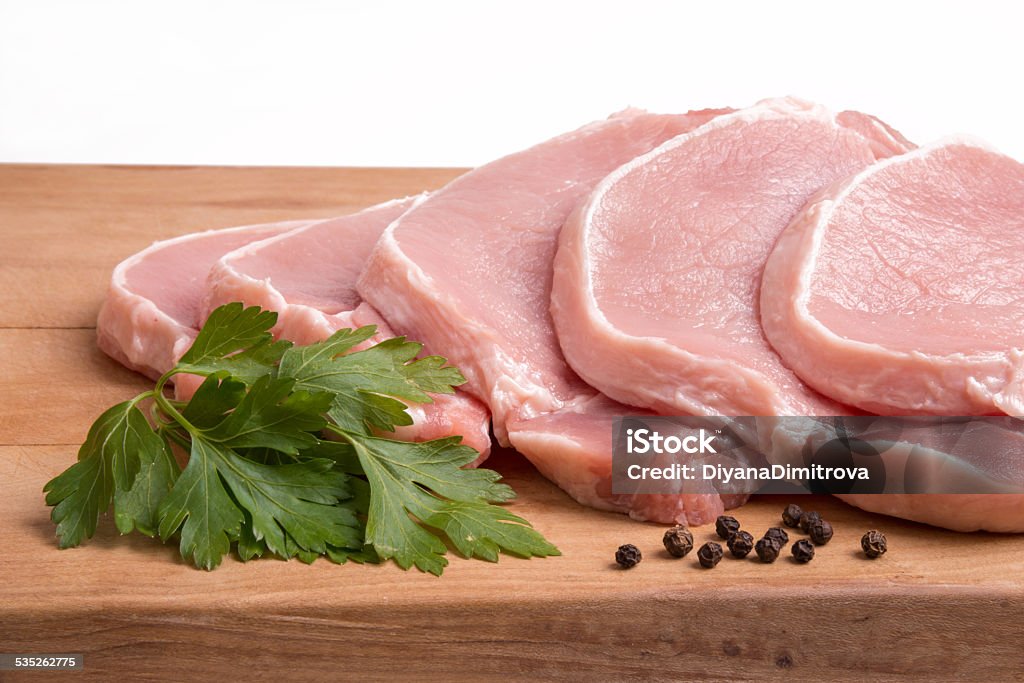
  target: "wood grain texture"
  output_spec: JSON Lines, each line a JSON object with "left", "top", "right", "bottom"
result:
{"left": 0, "top": 164, "right": 464, "bottom": 328}
{"left": 1, "top": 165, "right": 1022, "bottom": 682}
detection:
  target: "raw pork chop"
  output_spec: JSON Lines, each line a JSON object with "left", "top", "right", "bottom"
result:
{"left": 835, "top": 420, "right": 1024, "bottom": 531}
{"left": 761, "top": 416, "right": 1024, "bottom": 531}
{"left": 760, "top": 138, "right": 1024, "bottom": 415}
{"left": 835, "top": 494, "right": 1024, "bottom": 532}
{"left": 359, "top": 108, "right": 746, "bottom": 525}
{"left": 551, "top": 98, "right": 913, "bottom": 416}
{"left": 97, "top": 219, "right": 311, "bottom": 394}
{"left": 203, "top": 197, "right": 492, "bottom": 461}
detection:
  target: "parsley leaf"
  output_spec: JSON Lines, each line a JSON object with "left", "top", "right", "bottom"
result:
{"left": 277, "top": 328, "right": 468, "bottom": 434}
{"left": 44, "top": 398, "right": 164, "bottom": 548}
{"left": 113, "top": 436, "right": 178, "bottom": 537}
{"left": 339, "top": 431, "right": 559, "bottom": 575}
{"left": 278, "top": 327, "right": 420, "bottom": 432}
{"left": 425, "top": 501, "right": 560, "bottom": 562}
{"left": 178, "top": 302, "right": 278, "bottom": 366}
{"left": 158, "top": 436, "right": 360, "bottom": 569}
{"left": 44, "top": 456, "right": 111, "bottom": 550}
{"left": 175, "top": 302, "right": 291, "bottom": 384}
{"left": 44, "top": 303, "right": 558, "bottom": 575}
{"left": 202, "top": 375, "right": 332, "bottom": 454}
{"left": 181, "top": 375, "right": 247, "bottom": 429}
{"left": 157, "top": 438, "right": 245, "bottom": 570}
{"left": 353, "top": 336, "right": 466, "bottom": 396}
{"left": 400, "top": 353, "right": 467, "bottom": 395}
{"left": 157, "top": 373, "right": 359, "bottom": 569}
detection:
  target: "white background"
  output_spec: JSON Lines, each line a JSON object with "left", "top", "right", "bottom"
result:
{"left": 1, "top": 0, "right": 1022, "bottom": 167}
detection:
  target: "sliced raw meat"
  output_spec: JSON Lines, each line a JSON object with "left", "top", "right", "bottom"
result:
{"left": 759, "top": 416, "right": 1024, "bottom": 531}
{"left": 760, "top": 138, "right": 1024, "bottom": 415}
{"left": 204, "top": 198, "right": 417, "bottom": 345}
{"left": 551, "top": 98, "right": 914, "bottom": 416}
{"left": 97, "top": 219, "right": 312, "bottom": 394}
{"left": 359, "top": 108, "right": 746, "bottom": 524}
{"left": 204, "top": 197, "right": 492, "bottom": 461}
{"left": 835, "top": 110, "right": 916, "bottom": 159}
{"left": 838, "top": 418, "right": 1024, "bottom": 532}
{"left": 835, "top": 494, "right": 1024, "bottom": 532}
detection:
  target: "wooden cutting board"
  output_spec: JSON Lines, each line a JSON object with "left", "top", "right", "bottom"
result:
{"left": 1, "top": 164, "right": 1022, "bottom": 682}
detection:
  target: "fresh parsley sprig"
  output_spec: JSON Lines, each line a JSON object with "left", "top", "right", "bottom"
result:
{"left": 44, "top": 303, "right": 559, "bottom": 574}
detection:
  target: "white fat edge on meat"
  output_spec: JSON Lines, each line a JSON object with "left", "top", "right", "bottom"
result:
{"left": 790, "top": 135, "right": 1016, "bottom": 366}
{"left": 204, "top": 195, "right": 426, "bottom": 327}
{"left": 104, "top": 219, "right": 318, "bottom": 372}
{"left": 563, "top": 97, "right": 842, "bottom": 416}
{"left": 367, "top": 204, "right": 560, "bottom": 445}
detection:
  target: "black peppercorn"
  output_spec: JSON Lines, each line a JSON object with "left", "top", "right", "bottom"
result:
{"left": 782, "top": 504, "right": 803, "bottom": 528}
{"left": 799, "top": 510, "right": 821, "bottom": 533}
{"left": 697, "top": 542, "right": 724, "bottom": 568}
{"left": 615, "top": 544, "right": 642, "bottom": 568}
{"left": 727, "top": 530, "right": 755, "bottom": 558}
{"left": 861, "top": 530, "right": 887, "bottom": 559}
{"left": 755, "top": 537, "right": 781, "bottom": 563}
{"left": 792, "top": 539, "right": 815, "bottom": 563}
{"left": 663, "top": 525, "right": 694, "bottom": 558}
{"left": 764, "top": 527, "right": 789, "bottom": 546}
{"left": 808, "top": 518, "right": 833, "bottom": 546}
{"left": 715, "top": 515, "right": 741, "bottom": 540}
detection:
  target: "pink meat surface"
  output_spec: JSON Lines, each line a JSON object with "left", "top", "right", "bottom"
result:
{"left": 762, "top": 416, "right": 1024, "bottom": 531}
{"left": 97, "top": 219, "right": 312, "bottom": 395}
{"left": 204, "top": 198, "right": 492, "bottom": 462}
{"left": 761, "top": 138, "right": 1024, "bottom": 416}
{"left": 835, "top": 422, "right": 1024, "bottom": 531}
{"left": 358, "top": 108, "right": 748, "bottom": 525}
{"left": 834, "top": 494, "right": 1024, "bottom": 532}
{"left": 551, "top": 98, "right": 914, "bottom": 417}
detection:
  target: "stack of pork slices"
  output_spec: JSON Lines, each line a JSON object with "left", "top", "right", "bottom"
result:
{"left": 98, "top": 97, "right": 1024, "bottom": 532}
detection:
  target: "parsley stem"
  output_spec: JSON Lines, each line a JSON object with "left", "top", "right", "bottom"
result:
{"left": 149, "top": 400, "right": 173, "bottom": 428}
{"left": 153, "top": 370, "right": 202, "bottom": 436}
{"left": 162, "top": 426, "right": 192, "bottom": 452}
{"left": 128, "top": 390, "right": 156, "bottom": 409}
